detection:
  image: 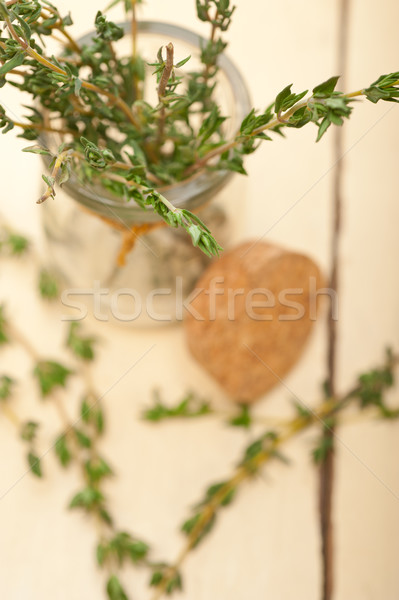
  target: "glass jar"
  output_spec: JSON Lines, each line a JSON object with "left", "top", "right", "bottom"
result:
{"left": 41, "top": 21, "right": 251, "bottom": 326}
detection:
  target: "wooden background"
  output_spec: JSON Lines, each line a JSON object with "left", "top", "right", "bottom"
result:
{"left": 0, "top": 1, "right": 398, "bottom": 598}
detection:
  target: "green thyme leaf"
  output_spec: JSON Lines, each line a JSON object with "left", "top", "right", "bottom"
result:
{"left": 312, "top": 76, "right": 340, "bottom": 98}
{"left": 0, "top": 305, "right": 9, "bottom": 345}
{"left": 228, "top": 404, "right": 252, "bottom": 428}
{"left": 0, "top": 375, "right": 14, "bottom": 401}
{"left": 6, "top": 233, "right": 29, "bottom": 255}
{"left": 80, "top": 397, "right": 104, "bottom": 434}
{"left": 85, "top": 457, "right": 113, "bottom": 484}
{"left": 33, "top": 361, "right": 73, "bottom": 397}
{"left": 106, "top": 575, "right": 129, "bottom": 600}
{"left": 73, "top": 427, "right": 91, "bottom": 448}
{"left": 143, "top": 391, "right": 212, "bottom": 421}
{"left": 69, "top": 486, "right": 104, "bottom": 510}
{"left": 55, "top": 434, "right": 72, "bottom": 467}
{"left": 28, "top": 451, "right": 42, "bottom": 477}
{"left": 20, "top": 421, "right": 39, "bottom": 442}
{"left": 0, "top": 52, "right": 25, "bottom": 76}
{"left": 38, "top": 269, "right": 59, "bottom": 299}
{"left": 66, "top": 322, "right": 96, "bottom": 361}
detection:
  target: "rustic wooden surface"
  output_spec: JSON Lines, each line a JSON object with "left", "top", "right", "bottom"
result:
{"left": 1, "top": 1, "right": 399, "bottom": 599}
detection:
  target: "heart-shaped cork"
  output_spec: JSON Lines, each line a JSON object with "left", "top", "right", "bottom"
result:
{"left": 184, "top": 241, "right": 325, "bottom": 402}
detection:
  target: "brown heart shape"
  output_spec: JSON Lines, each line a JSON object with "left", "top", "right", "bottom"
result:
{"left": 184, "top": 241, "right": 325, "bottom": 403}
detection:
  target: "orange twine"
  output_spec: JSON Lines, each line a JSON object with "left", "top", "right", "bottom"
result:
{"left": 79, "top": 191, "right": 212, "bottom": 267}
{"left": 116, "top": 221, "right": 164, "bottom": 266}
{"left": 79, "top": 205, "right": 165, "bottom": 266}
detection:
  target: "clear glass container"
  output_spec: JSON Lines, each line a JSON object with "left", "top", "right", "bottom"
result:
{"left": 41, "top": 21, "right": 251, "bottom": 326}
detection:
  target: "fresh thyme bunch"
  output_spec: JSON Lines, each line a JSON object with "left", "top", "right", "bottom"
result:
{"left": 0, "top": 0, "right": 398, "bottom": 257}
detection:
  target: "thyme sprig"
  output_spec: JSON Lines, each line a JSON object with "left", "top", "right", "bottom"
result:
{"left": 0, "top": 372, "right": 44, "bottom": 475}
{"left": 143, "top": 390, "right": 212, "bottom": 421}
{"left": 148, "top": 352, "right": 399, "bottom": 598}
{"left": 0, "top": 307, "right": 151, "bottom": 599}
{"left": 1, "top": 227, "right": 398, "bottom": 599}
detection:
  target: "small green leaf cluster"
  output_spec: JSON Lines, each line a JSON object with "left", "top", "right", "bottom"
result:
{"left": 106, "top": 575, "right": 129, "bottom": 600}
{"left": 196, "top": 0, "right": 234, "bottom": 83}
{"left": 140, "top": 190, "right": 223, "bottom": 257}
{"left": 69, "top": 486, "right": 105, "bottom": 511}
{"left": 364, "top": 72, "right": 399, "bottom": 104}
{"left": 0, "top": 104, "right": 15, "bottom": 132}
{"left": 228, "top": 404, "right": 252, "bottom": 428}
{"left": 20, "top": 419, "right": 38, "bottom": 441}
{"left": 174, "top": 430, "right": 289, "bottom": 567}
{"left": 180, "top": 479, "right": 236, "bottom": 550}
{"left": 27, "top": 450, "right": 42, "bottom": 477}
{"left": 55, "top": 412, "right": 106, "bottom": 484}
{"left": 0, "top": 374, "right": 14, "bottom": 400}
{"left": 54, "top": 433, "right": 71, "bottom": 467}
{"left": 97, "top": 532, "right": 149, "bottom": 567}
{"left": 85, "top": 455, "right": 113, "bottom": 484}
{"left": 33, "top": 360, "right": 73, "bottom": 397}
{"left": 355, "top": 356, "right": 397, "bottom": 417}
{"left": 0, "top": 329, "right": 44, "bottom": 477}
{"left": 307, "top": 78, "right": 354, "bottom": 142}
{"left": 181, "top": 512, "right": 215, "bottom": 548}
{"left": 0, "top": 225, "right": 29, "bottom": 256}
{"left": 67, "top": 322, "right": 96, "bottom": 361}
{"left": 275, "top": 84, "right": 308, "bottom": 115}
{"left": 240, "top": 431, "right": 279, "bottom": 472}
{"left": 95, "top": 11, "right": 124, "bottom": 42}
{"left": 0, "top": 305, "right": 9, "bottom": 345}
{"left": 196, "top": 0, "right": 235, "bottom": 30}
{"left": 81, "top": 396, "right": 105, "bottom": 434}
{"left": 81, "top": 137, "right": 116, "bottom": 170}
{"left": 54, "top": 397, "right": 105, "bottom": 468}
{"left": 312, "top": 418, "right": 335, "bottom": 464}
{"left": 143, "top": 391, "right": 211, "bottom": 421}
{"left": 150, "top": 564, "right": 183, "bottom": 596}
{"left": 0, "top": 44, "right": 25, "bottom": 78}
{"left": 6, "top": 233, "right": 29, "bottom": 255}
{"left": 20, "top": 419, "right": 42, "bottom": 476}
{"left": 38, "top": 268, "right": 59, "bottom": 299}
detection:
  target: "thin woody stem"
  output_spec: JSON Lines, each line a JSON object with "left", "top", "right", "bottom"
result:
{"left": 157, "top": 43, "right": 174, "bottom": 99}
{"left": 2, "top": 12, "right": 142, "bottom": 129}
{"left": 320, "top": 2, "right": 351, "bottom": 599}
{"left": 149, "top": 347, "right": 399, "bottom": 600}
{"left": 96, "top": 169, "right": 186, "bottom": 220}
{"left": 203, "top": 8, "right": 218, "bottom": 82}
{"left": 149, "top": 391, "right": 366, "bottom": 600}
{"left": 6, "top": 318, "right": 112, "bottom": 529}
{"left": 131, "top": 0, "right": 138, "bottom": 59}
{"left": 38, "top": 148, "right": 73, "bottom": 203}
{"left": 182, "top": 80, "right": 399, "bottom": 177}
{"left": 71, "top": 150, "right": 163, "bottom": 185}
{"left": 11, "top": 119, "right": 74, "bottom": 136}
{"left": 130, "top": 0, "right": 142, "bottom": 100}
{"left": 53, "top": 23, "right": 81, "bottom": 54}
{"left": 157, "top": 43, "right": 174, "bottom": 146}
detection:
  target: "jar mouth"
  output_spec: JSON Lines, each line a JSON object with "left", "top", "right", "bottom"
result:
{"left": 40, "top": 21, "right": 252, "bottom": 224}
